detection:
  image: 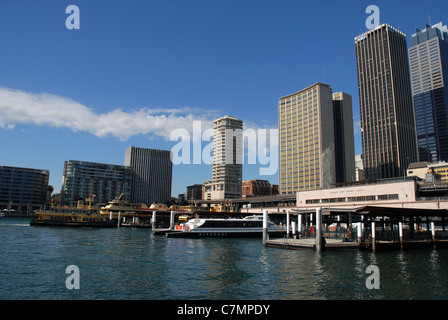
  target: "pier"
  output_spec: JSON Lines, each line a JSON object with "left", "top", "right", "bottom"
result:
{"left": 262, "top": 206, "right": 448, "bottom": 252}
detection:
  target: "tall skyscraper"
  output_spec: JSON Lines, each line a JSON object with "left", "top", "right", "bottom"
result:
{"left": 203, "top": 115, "right": 243, "bottom": 200}
{"left": 409, "top": 22, "right": 448, "bottom": 162}
{"left": 355, "top": 23, "right": 418, "bottom": 181}
{"left": 278, "top": 83, "right": 354, "bottom": 195}
{"left": 125, "top": 146, "right": 173, "bottom": 205}
{"left": 61, "top": 160, "right": 131, "bottom": 206}
{"left": 333, "top": 92, "right": 356, "bottom": 183}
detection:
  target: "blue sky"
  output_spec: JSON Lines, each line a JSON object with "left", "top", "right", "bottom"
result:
{"left": 1, "top": 0, "right": 447, "bottom": 197}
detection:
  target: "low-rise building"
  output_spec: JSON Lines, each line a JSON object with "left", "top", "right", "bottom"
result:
{"left": 242, "top": 179, "right": 279, "bottom": 198}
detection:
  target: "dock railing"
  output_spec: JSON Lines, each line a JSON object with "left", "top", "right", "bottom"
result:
{"left": 294, "top": 224, "right": 436, "bottom": 242}
{"left": 359, "top": 223, "right": 436, "bottom": 242}
{"left": 296, "top": 225, "right": 351, "bottom": 241}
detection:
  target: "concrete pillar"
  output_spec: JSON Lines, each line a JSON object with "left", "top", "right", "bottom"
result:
{"left": 170, "top": 211, "right": 175, "bottom": 230}
{"left": 298, "top": 214, "right": 303, "bottom": 238}
{"left": 152, "top": 211, "right": 156, "bottom": 230}
{"left": 263, "top": 209, "right": 268, "bottom": 246}
{"left": 357, "top": 222, "right": 362, "bottom": 243}
{"left": 292, "top": 221, "right": 296, "bottom": 237}
{"left": 399, "top": 222, "right": 404, "bottom": 250}
{"left": 431, "top": 221, "right": 437, "bottom": 248}
{"left": 117, "top": 211, "right": 122, "bottom": 228}
{"left": 286, "top": 211, "right": 290, "bottom": 238}
{"left": 371, "top": 222, "right": 376, "bottom": 252}
{"left": 315, "top": 208, "right": 323, "bottom": 251}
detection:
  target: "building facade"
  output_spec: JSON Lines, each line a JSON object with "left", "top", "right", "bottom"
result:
{"left": 407, "top": 161, "right": 448, "bottom": 182}
{"left": 409, "top": 22, "right": 448, "bottom": 163}
{"left": 61, "top": 160, "right": 131, "bottom": 206}
{"left": 333, "top": 92, "right": 356, "bottom": 183}
{"left": 279, "top": 83, "right": 354, "bottom": 195}
{"left": 203, "top": 116, "right": 243, "bottom": 200}
{"left": 355, "top": 154, "right": 365, "bottom": 181}
{"left": 242, "top": 179, "right": 279, "bottom": 198}
{"left": 296, "top": 180, "right": 416, "bottom": 208}
{"left": 186, "top": 184, "right": 203, "bottom": 201}
{"left": 125, "top": 146, "right": 172, "bottom": 205}
{"left": 355, "top": 24, "right": 418, "bottom": 181}
{"left": 0, "top": 166, "right": 49, "bottom": 215}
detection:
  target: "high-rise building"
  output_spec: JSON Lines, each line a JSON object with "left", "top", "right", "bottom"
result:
{"left": 278, "top": 82, "right": 354, "bottom": 195}
{"left": 0, "top": 165, "right": 49, "bottom": 215}
{"left": 61, "top": 160, "right": 131, "bottom": 206}
{"left": 125, "top": 146, "right": 172, "bottom": 205}
{"left": 203, "top": 116, "right": 243, "bottom": 200}
{"left": 355, "top": 23, "right": 418, "bottom": 181}
{"left": 333, "top": 92, "right": 356, "bottom": 183}
{"left": 409, "top": 22, "right": 448, "bottom": 162}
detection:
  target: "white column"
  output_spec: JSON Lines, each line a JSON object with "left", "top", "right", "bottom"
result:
{"left": 152, "top": 211, "right": 156, "bottom": 230}
{"left": 315, "top": 208, "right": 323, "bottom": 251}
{"left": 170, "top": 211, "right": 175, "bottom": 230}
{"left": 399, "top": 222, "right": 404, "bottom": 250}
{"left": 371, "top": 222, "right": 376, "bottom": 252}
{"left": 286, "top": 211, "right": 290, "bottom": 238}
{"left": 298, "top": 214, "right": 303, "bottom": 237}
{"left": 431, "top": 221, "right": 437, "bottom": 248}
{"left": 357, "top": 222, "right": 362, "bottom": 243}
{"left": 263, "top": 209, "right": 268, "bottom": 246}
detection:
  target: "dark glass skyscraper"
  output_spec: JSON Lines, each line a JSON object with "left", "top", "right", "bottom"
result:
{"left": 125, "top": 146, "right": 172, "bottom": 205}
{"left": 409, "top": 22, "right": 448, "bottom": 163}
{"left": 355, "top": 24, "right": 418, "bottom": 181}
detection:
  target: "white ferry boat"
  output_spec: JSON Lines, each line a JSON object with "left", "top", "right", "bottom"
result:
{"left": 165, "top": 215, "right": 285, "bottom": 238}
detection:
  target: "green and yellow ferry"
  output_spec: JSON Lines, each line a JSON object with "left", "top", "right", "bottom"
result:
{"left": 30, "top": 196, "right": 117, "bottom": 228}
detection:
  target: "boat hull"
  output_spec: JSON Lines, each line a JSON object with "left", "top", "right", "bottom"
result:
{"left": 165, "top": 230, "right": 285, "bottom": 238}
{"left": 30, "top": 219, "right": 117, "bottom": 228}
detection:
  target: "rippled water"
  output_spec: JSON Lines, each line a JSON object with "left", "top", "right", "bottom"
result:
{"left": 1, "top": 218, "right": 448, "bottom": 300}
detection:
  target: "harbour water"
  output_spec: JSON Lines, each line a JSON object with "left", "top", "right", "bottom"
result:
{"left": 1, "top": 218, "right": 448, "bottom": 300}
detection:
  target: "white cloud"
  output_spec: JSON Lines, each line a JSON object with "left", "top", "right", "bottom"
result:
{"left": 0, "top": 87, "right": 217, "bottom": 141}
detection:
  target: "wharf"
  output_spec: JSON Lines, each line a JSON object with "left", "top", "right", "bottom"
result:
{"left": 265, "top": 238, "right": 360, "bottom": 251}
{"left": 265, "top": 237, "right": 448, "bottom": 251}
{"left": 152, "top": 228, "right": 180, "bottom": 235}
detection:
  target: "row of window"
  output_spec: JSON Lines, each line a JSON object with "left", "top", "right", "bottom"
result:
{"left": 305, "top": 193, "right": 399, "bottom": 204}
{"left": 48, "top": 215, "right": 103, "bottom": 222}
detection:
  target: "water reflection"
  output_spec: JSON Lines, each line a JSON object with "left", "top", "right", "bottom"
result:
{"left": 2, "top": 218, "right": 448, "bottom": 300}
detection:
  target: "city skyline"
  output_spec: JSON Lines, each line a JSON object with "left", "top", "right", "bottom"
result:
{"left": 1, "top": 1, "right": 447, "bottom": 197}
